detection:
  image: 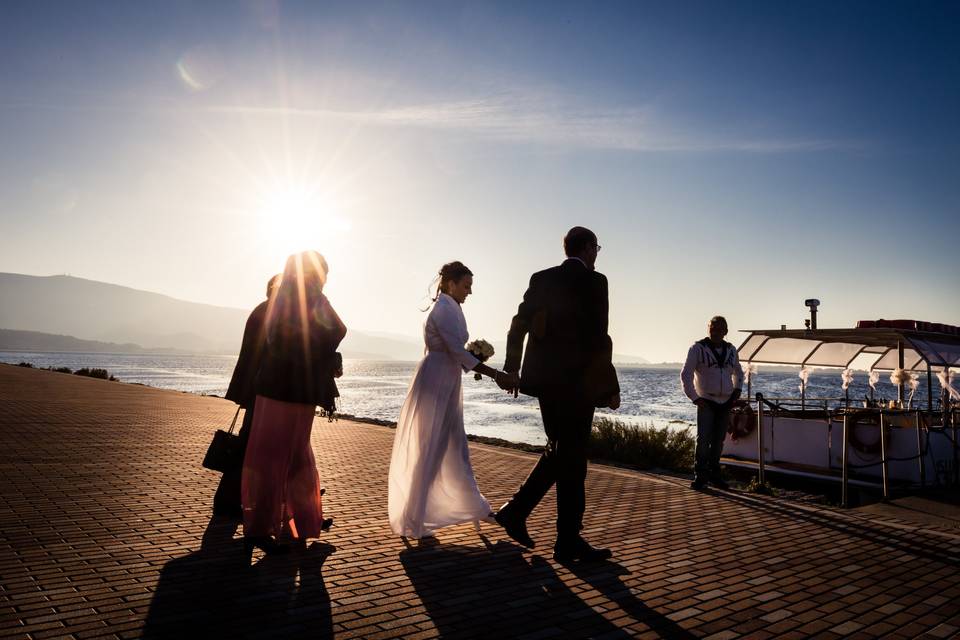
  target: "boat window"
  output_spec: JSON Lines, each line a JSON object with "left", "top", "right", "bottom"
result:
{"left": 848, "top": 351, "right": 885, "bottom": 371}
{"left": 736, "top": 334, "right": 768, "bottom": 360}
{"left": 907, "top": 337, "right": 960, "bottom": 367}
{"left": 805, "top": 342, "right": 864, "bottom": 367}
{"left": 872, "top": 348, "right": 923, "bottom": 371}
{"left": 749, "top": 337, "right": 820, "bottom": 364}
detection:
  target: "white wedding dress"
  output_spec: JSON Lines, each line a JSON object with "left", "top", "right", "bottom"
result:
{"left": 388, "top": 293, "right": 492, "bottom": 538}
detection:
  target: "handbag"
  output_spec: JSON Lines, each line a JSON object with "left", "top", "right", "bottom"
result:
{"left": 202, "top": 407, "right": 243, "bottom": 472}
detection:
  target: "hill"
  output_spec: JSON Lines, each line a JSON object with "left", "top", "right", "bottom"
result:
{"left": 0, "top": 329, "right": 156, "bottom": 354}
{"left": 0, "top": 273, "right": 424, "bottom": 359}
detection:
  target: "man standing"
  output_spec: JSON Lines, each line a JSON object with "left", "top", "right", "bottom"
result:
{"left": 213, "top": 273, "right": 281, "bottom": 518}
{"left": 680, "top": 315, "right": 744, "bottom": 490}
{"left": 496, "top": 226, "right": 620, "bottom": 562}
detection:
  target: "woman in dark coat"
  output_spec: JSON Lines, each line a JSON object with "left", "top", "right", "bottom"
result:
{"left": 241, "top": 251, "right": 346, "bottom": 554}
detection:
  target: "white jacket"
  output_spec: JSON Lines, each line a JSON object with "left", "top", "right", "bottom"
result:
{"left": 680, "top": 339, "right": 744, "bottom": 404}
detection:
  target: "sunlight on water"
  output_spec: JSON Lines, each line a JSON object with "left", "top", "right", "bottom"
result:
{"left": 0, "top": 352, "right": 938, "bottom": 446}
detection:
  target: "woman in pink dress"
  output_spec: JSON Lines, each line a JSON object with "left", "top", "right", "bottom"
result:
{"left": 241, "top": 250, "right": 346, "bottom": 555}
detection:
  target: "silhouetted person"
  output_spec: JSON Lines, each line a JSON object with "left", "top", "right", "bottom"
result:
{"left": 495, "top": 226, "right": 620, "bottom": 562}
{"left": 400, "top": 543, "right": 692, "bottom": 638}
{"left": 681, "top": 315, "right": 743, "bottom": 490}
{"left": 144, "top": 518, "right": 334, "bottom": 638}
{"left": 213, "top": 273, "right": 281, "bottom": 518}
{"left": 241, "top": 251, "right": 346, "bottom": 555}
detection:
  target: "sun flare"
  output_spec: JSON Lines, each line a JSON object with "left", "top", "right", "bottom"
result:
{"left": 256, "top": 185, "right": 351, "bottom": 264}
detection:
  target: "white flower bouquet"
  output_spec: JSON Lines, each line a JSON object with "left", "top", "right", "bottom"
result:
{"left": 466, "top": 339, "right": 495, "bottom": 380}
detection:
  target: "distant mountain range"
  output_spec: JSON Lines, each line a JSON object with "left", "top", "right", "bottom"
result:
{"left": 0, "top": 273, "right": 422, "bottom": 359}
{"left": 0, "top": 329, "right": 160, "bottom": 354}
{"left": 0, "top": 272, "right": 648, "bottom": 363}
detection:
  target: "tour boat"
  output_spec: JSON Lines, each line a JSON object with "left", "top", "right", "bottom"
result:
{"left": 723, "top": 300, "right": 960, "bottom": 502}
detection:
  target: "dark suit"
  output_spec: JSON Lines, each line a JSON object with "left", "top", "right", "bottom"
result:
{"left": 502, "top": 258, "right": 619, "bottom": 540}
{"left": 214, "top": 298, "right": 272, "bottom": 516}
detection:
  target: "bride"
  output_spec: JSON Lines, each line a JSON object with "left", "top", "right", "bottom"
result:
{"left": 388, "top": 261, "right": 509, "bottom": 539}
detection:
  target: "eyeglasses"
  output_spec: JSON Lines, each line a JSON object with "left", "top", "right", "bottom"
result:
{"left": 593, "top": 244, "right": 602, "bottom": 252}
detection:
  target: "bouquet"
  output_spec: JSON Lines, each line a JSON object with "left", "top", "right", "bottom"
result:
{"left": 466, "top": 339, "right": 495, "bottom": 380}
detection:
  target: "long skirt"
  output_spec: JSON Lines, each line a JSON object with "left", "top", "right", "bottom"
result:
{"left": 241, "top": 395, "right": 324, "bottom": 539}
{"left": 388, "top": 352, "right": 491, "bottom": 539}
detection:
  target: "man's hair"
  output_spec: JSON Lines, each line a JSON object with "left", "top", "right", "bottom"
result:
{"left": 563, "top": 226, "right": 597, "bottom": 257}
{"left": 709, "top": 315, "right": 728, "bottom": 331}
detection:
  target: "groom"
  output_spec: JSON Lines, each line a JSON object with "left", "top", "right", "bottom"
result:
{"left": 495, "top": 226, "right": 620, "bottom": 562}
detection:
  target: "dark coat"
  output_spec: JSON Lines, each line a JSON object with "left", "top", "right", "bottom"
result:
{"left": 255, "top": 293, "right": 347, "bottom": 410}
{"left": 224, "top": 299, "right": 270, "bottom": 409}
{"left": 505, "top": 259, "right": 619, "bottom": 405}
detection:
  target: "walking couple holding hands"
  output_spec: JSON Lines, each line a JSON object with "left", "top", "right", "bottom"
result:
{"left": 388, "top": 226, "right": 621, "bottom": 563}
{"left": 218, "top": 226, "right": 619, "bottom": 563}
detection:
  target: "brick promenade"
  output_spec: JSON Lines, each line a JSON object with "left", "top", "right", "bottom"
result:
{"left": 1, "top": 365, "right": 960, "bottom": 639}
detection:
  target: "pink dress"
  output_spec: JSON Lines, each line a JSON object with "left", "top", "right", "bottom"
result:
{"left": 241, "top": 395, "right": 324, "bottom": 539}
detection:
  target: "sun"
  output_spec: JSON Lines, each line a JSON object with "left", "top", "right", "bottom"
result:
{"left": 256, "top": 184, "right": 351, "bottom": 264}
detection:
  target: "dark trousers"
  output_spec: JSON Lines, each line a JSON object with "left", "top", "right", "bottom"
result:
{"left": 501, "top": 397, "right": 595, "bottom": 541}
{"left": 695, "top": 400, "right": 730, "bottom": 481}
{"left": 212, "top": 407, "right": 254, "bottom": 516}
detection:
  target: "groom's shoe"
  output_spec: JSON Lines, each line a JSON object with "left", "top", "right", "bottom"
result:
{"left": 494, "top": 509, "right": 535, "bottom": 549}
{"left": 553, "top": 536, "right": 612, "bottom": 563}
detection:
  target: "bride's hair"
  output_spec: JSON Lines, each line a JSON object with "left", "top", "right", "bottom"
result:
{"left": 424, "top": 261, "right": 473, "bottom": 310}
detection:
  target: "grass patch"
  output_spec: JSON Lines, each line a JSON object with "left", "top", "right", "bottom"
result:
{"left": 744, "top": 477, "right": 776, "bottom": 496}
{"left": 11, "top": 361, "right": 116, "bottom": 381}
{"left": 589, "top": 417, "right": 694, "bottom": 473}
{"left": 74, "top": 367, "right": 116, "bottom": 381}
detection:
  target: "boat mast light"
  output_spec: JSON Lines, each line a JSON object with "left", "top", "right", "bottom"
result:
{"left": 805, "top": 298, "right": 821, "bottom": 330}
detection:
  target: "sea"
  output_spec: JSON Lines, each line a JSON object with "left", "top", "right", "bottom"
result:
{"left": 0, "top": 351, "right": 941, "bottom": 446}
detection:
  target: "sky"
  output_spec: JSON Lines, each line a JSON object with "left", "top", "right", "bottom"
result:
{"left": 1, "top": 0, "right": 958, "bottom": 362}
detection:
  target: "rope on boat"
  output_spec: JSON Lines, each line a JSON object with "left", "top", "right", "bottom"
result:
{"left": 845, "top": 411, "right": 942, "bottom": 469}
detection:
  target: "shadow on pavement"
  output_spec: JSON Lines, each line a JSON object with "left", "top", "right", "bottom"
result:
{"left": 565, "top": 559, "right": 698, "bottom": 639}
{"left": 400, "top": 540, "right": 693, "bottom": 638}
{"left": 143, "top": 516, "right": 334, "bottom": 638}
{"left": 712, "top": 488, "right": 960, "bottom": 567}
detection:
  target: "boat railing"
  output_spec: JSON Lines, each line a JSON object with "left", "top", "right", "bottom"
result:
{"left": 745, "top": 395, "right": 949, "bottom": 415}
{"left": 749, "top": 394, "right": 958, "bottom": 505}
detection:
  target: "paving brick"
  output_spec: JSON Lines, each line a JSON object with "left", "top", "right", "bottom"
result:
{"left": 3, "top": 364, "right": 960, "bottom": 639}
{"left": 926, "top": 623, "right": 960, "bottom": 638}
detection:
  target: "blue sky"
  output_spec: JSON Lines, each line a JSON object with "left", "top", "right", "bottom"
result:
{"left": 1, "top": 1, "right": 958, "bottom": 361}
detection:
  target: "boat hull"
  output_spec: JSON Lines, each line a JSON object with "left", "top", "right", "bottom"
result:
{"left": 722, "top": 415, "right": 957, "bottom": 485}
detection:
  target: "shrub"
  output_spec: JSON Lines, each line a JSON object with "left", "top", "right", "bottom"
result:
{"left": 17, "top": 362, "right": 34, "bottom": 368}
{"left": 74, "top": 368, "right": 113, "bottom": 380}
{"left": 745, "top": 477, "right": 776, "bottom": 496}
{"left": 589, "top": 417, "right": 695, "bottom": 473}
{"left": 48, "top": 366, "right": 73, "bottom": 374}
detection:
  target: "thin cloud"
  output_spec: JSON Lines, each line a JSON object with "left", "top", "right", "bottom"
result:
{"left": 1, "top": 94, "right": 855, "bottom": 153}
{"left": 202, "top": 95, "right": 855, "bottom": 154}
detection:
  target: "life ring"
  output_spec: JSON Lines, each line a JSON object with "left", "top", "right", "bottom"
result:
{"left": 846, "top": 414, "right": 892, "bottom": 457}
{"left": 727, "top": 405, "right": 756, "bottom": 441}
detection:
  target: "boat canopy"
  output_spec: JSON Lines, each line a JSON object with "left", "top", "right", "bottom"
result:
{"left": 737, "top": 328, "right": 960, "bottom": 371}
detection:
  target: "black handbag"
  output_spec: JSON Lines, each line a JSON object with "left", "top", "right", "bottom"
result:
{"left": 202, "top": 407, "right": 243, "bottom": 472}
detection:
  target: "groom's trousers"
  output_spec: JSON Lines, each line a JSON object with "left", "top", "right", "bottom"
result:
{"left": 503, "top": 397, "right": 595, "bottom": 540}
